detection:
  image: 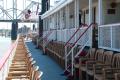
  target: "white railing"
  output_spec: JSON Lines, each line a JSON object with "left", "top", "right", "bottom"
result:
{"left": 43, "top": 31, "right": 48, "bottom": 38}
{"left": 0, "top": 40, "right": 17, "bottom": 80}
{"left": 56, "top": 27, "right": 91, "bottom": 45}
{"left": 65, "top": 28, "right": 76, "bottom": 43}
{"left": 64, "top": 23, "right": 95, "bottom": 76}
{"left": 43, "top": 30, "right": 56, "bottom": 40}
{"left": 48, "top": 30, "right": 56, "bottom": 40}
{"left": 56, "top": 30, "right": 62, "bottom": 41}
{"left": 98, "top": 23, "right": 120, "bottom": 52}
{"left": 56, "top": 29, "right": 75, "bottom": 42}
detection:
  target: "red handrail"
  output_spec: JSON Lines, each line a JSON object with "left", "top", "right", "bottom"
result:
{"left": 64, "top": 23, "right": 88, "bottom": 47}
{"left": 0, "top": 41, "right": 17, "bottom": 70}
{"left": 71, "top": 23, "right": 96, "bottom": 48}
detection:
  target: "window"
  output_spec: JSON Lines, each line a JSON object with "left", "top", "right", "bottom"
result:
{"left": 107, "top": 9, "right": 116, "bottom": 14}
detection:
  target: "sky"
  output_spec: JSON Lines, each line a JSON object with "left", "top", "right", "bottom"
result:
{"left": 0, "top": 0, "right": 57, "bottom": 29}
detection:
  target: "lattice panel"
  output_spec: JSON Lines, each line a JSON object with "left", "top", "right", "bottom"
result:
{"left": 112, "top": 25, "right": 120, "bottom": 50}
{"left": 48, "top": 30, "right": 56, "bottom": 41}
{"left": 99, "top": 27, "right": 111, "bottom": 48}
{"left": 65, "top": 28, "right": 76, "bottom": 43}
{"left": 57, "top": 30, "right": 61, "bottom": 41}
{"left": 77, "top": 27, "right": 91, "bottom": 46}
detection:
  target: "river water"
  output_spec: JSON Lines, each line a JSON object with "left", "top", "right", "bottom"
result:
{"left": 0, "top": 36, "right": 11, "bottom": 59}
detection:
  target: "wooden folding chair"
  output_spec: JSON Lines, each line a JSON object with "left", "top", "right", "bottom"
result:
{"left": 79, "top": 48, "right": 96, "bottom": 80}
{"left": 93, "top": 51, "right": 113, "bottom": 80}
{"left": 6, "top": 62, "right": 38, "bottom": 80}
{"left": 7, "top": 60, "right": 36, "bottom": 79}
{"left": 102, "top": 53, "right": 120, "bottom": 80}
{"left": 86, "top": 49, "right": 104, "bottom": 80}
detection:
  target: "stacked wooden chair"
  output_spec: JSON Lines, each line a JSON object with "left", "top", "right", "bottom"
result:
{"left": 6, "top": 37, "right": 43, "bottom": 80}
{"left": 93, "top": 51, "right": 113, "bottom": 80}
{"left": 78, "top": 47, "right": 120, "bottom": 80}
{"left": 86, "top": 49, "right": 104, "bottom": 79}
{"left": 101, "top": 53, "right": 120, "bottom": 80}
{"left": 115, "top": 73, "right": 120, "bottom": 80}
{"left": 78, "top": 48, "right": 96, "bottom": 80}
{"left": 46, "top": 41, "right": 65, "bottom": 68}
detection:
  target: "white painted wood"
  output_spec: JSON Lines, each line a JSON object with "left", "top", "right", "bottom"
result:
{"left": 65, "top": 6, "right": 68, "bottom": 42}
{"left": 65, "top": 5, "right": 70, "bottom": 29}
{"left": 74, "top": 0, "right": 77, "bottom": 42}
{"left": 99, "top": 23, "right": 120, "bottom": 27}
{"left": 60, "top": 10, "right": 62, "bottom": 41}
{"left": 98, "top": 23, "right": 120, "bottom": 52}
{"left": 111, "top": 26, "right": 113, "bottom": 48}
{"left": 74, "top": 0, "right": 79, "bottom": 44}
{"left": 89, "top": 0, "right": 93, "bottom": 47}
{"left": 98, "top": 0, "right": 103, "bottom": 25}
{"left": 41, "top": 0, "right": 73, "bottom": 19}
{"left": 89, "top": 0, "right": 92, "bottom": 24}
{"left": 76, "top": 0, "right": 79, "bottom": 28}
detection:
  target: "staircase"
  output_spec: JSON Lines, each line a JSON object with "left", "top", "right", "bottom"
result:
{"left": 64, "top": 23, "right": 96, "bottom": 77}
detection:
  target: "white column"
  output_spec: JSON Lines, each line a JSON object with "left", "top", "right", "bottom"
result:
{"left": 74, "top": 0, "right": 79, "bottom": 42}
{"left": 65, "top": 5, "right": 70, "bottom": 42}
{"left": 76, "top": 0, "right": 80, "bottom": 27}
{"left": 66, "top": 5, "right": 70, "bottom": 29}
{"left": 89, "top": 0, "right": 93, "bottom": 47}
{"left": 43, "top": 19, "right": 45, "bottom": 31}
{"left": 89, "top": 0, "right": 92, "bottom": 24}
{"left": 74, "top": 0, "right": 79, "bottom": 28}
{"left": 98, "top": 0, "right": 103, "bottom": 25}
{"left": 98, "top": 0, "right": 103, "bottom": 48}
{"left": 60, "top": 10, "right": 62, "bottom": 41}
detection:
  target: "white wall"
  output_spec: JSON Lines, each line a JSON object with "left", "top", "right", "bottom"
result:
{"left": 103, "top": 0, "right": 120, "bottom": 24}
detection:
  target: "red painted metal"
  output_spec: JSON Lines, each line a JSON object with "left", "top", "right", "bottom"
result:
{"left": 64, "top": 24, "right": 88, "bottom": 47}
{"left": 0, "top": 41, "right": 17, "bottom": 70}
{"left": 71, "top": 23, "right": 95, "bottom": 48}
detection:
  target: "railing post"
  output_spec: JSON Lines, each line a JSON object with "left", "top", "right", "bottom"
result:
{"left": 89, "top": 0, "right": 93, "bottom": 47}
{"left": 74, "top": 0, "right": 79, "bottom": 42}
{"left": 111, "top": 26, "right": 113, "bottom": 48}
{"left": 71, "top": 48, "right": 74, "bottom": 76}
{"left": 43, "top": 39, "right": 46, "bottom": 54}
{"left": 98, "top": 0, "right": 103, "bottom": 25}
{"left": 65, "top": 46, "right": 67, "bottom": 69}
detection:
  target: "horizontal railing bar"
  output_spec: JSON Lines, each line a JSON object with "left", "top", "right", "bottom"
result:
{"left": 65, "top": 23, "right": 96, "bottom": 57}
{"left": 71, "top": 23, "right": 95, "bottom": 48}
{"left": 43, "top": 29, "right": 56, "bottom": 40}
{"left": 99, "top": 23, "right": 120, "bottom": 27}
{"left": 64, "top": 23, "right": 88, "bottom": 47}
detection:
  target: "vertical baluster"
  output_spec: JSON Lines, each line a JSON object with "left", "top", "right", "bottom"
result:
{"left": 2, "top": 65, "right": 4, "bottom": 80}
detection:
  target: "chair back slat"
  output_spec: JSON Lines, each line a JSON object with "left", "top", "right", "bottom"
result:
{"left": 87, "top": 48, "right": 96, "bottom": 58}
{"left": 95, "top": 49, "right": 104, "bottom": 61}
{"left": 103, "top": 51, "right": 113, "bottom": 64}
{"left": 112, "top": 53, "right": 120, "bottom": 68}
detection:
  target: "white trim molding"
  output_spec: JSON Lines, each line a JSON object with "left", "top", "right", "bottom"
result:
{"left": 41, "top": 0, "right": 73, "bottom": 19}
